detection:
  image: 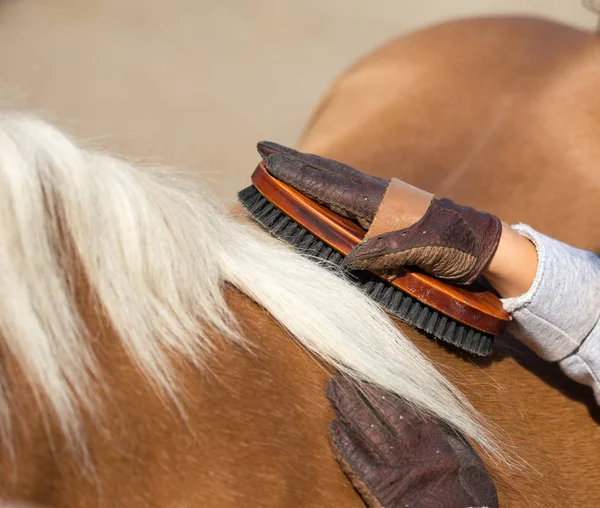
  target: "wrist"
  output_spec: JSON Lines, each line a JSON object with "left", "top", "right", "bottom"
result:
{"left": 484, "top": 223, "right": 538, "bottom": 298}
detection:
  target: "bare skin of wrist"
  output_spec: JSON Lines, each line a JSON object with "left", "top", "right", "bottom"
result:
{"left": 355, "top": 180, "right": 538, "bottom": 298}
{"left": 483, "top": 223, "right": 538, "bottom": 298}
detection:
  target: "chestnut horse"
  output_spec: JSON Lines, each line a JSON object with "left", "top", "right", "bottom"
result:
{"left": 1, "top": 15, "right": 600, "bottom": 508}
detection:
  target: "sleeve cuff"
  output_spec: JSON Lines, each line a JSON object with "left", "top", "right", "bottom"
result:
{"left": 501, "top": 224, "right": 546, "bottom": 314}
{"left": 500, "top": 224, "right": 600, "bottom": 361}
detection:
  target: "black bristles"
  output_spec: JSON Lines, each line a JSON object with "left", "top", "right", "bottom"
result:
{"left": 435, "top": 316, "right": 449, "bottom": 338}
{"left": 398, "top": 295, "right": 413, "bottom": 319}
{"left": 453, "top": 326, "right": 466, "bottom": 348}
{"left": 424, "top": 312, "right": 438, "bottom": 335}
{"left": 415, "top": 306, "right": 430, "bottom": 329}
{"left": 319, "top": 245, "right": 333, "bottom": 259}
{"left": 329, "top": 252, "right": 344, "bottom": 265}
{"left": 271, "top": 215, "right": 291, "bottom": 235}
{"left": 280, "top": 221, "right": 300, "bottom": 240}
{"left": 444, "top": 320, "right": 457, "bottom": 343}
{"left": 388, "top": 291, "right": 404, "bottom": 312}
{"left": 406, "top": 300, "right": 421, "bottom": 324}
{"left": 370, "top": 281, "right": 387, "bottom": 302}
{"left": 379, "top": 286, "right": 396, "bottom": 308}
{"left": 238, "top": 185, "right": 493, "bottom": 356}
{"left": 361, "top": 279, "right": 377, "bottom": 294}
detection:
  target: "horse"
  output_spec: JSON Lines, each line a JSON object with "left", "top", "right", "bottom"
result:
{"left": 1, "top": 15, "right": 599, "bottom": 508}
{"left": 0, "top": 113, "right": 493, "bottom": 507}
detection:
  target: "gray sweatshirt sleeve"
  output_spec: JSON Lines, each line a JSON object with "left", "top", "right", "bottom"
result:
{"left": 501, "top": 224, "right": 600, "bottom": 404}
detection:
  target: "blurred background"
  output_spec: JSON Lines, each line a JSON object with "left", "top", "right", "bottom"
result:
{"left": 0, "top": 0, "right": 595, "bottom": 204}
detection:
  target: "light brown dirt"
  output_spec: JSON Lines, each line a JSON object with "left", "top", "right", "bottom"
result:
{"left": 0, "top": 0, "right": 594, "bottom": 204}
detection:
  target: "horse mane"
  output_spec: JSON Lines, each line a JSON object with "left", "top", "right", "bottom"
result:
{"left": 0, "top": 114, "right": 503, "bottom": 461}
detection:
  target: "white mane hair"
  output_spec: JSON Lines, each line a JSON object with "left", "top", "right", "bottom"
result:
{"left": 0, "top": 114, "right": 502, "bottom": 460}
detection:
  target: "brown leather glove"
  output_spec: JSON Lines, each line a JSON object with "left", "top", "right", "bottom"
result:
{"left": 327, "top": 376, "right": 499, "bottom": 508}
{"left": 257, "top": 142, "right": 502, "bottom": 285}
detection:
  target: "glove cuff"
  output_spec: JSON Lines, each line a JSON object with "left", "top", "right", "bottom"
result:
{"left": 364, "top": 178, "right": 434, "bottom": 239}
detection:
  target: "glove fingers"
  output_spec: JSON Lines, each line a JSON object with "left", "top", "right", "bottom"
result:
{"left": 327, "top": 377, "right": 399, "bottom": 457}
{"left": 257, "top": 141, "right": 381, "bottom": 185}
{"left": 256, "top": 140, "right": 297, "bottom": 159}
{"left": 349, "top": 382, "right": 455, "bottom": 463}
{"left": 344, "top": 198, "right": 501, "bottom": 285}
{"left": 327, "top": 379, "right": 499, "bottom": 507}
{"left": 359, "top": 383, "right": 424, "bottom": 436}
{"left": 329, "top": 420, "right": 390, "bottom": 508}
{"left": 345, "top": 233, "right": 477, "bottom": 281}
{"left": 257, "top": 142, "right": 388, "bottom": 227}
{"left": 329, "top": 419, "right": 382, "bottom": 468}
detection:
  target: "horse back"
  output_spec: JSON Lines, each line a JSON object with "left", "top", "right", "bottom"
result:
{"left": 0, "top": 287, "right": 361, "bottom": 508}
{"left": 300, "top": 16, "right": 600, "bottom": 251}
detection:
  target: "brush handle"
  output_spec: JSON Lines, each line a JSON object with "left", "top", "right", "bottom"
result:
{"left": 251, "top": 162, "right": 511, "bottom": 335}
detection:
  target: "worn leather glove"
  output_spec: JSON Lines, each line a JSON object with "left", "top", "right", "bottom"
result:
{"left": 257, "top": 142, "right": 502, "bottom": 285}
{"left": 257, "top": 141, "right": 389, "bottom": 229}
{"left": 326, "top": 376, "right": 499, "bottom": 508}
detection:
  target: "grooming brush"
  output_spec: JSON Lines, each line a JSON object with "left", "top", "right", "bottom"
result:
{"left": 238, "top": 163, "right": 510, "bottom": 356}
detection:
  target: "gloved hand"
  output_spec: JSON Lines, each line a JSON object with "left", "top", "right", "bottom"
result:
{"left": 326, "top": 376, "right": 499, "bottom": 508}
{"left": 257, "top": 141, "right": 502, "bottom": 285}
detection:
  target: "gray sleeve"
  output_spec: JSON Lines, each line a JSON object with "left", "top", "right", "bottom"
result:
{"left": 501, "top": 224, "right": 600, "bottom": 404}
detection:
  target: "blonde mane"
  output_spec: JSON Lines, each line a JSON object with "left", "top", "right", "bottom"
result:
{"left": 0, "top": 114, "right": 502, "bottom": 460}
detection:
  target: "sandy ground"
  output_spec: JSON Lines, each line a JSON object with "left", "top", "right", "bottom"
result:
{"left": 0, "top": 0, "right": 595, "bottom": 204}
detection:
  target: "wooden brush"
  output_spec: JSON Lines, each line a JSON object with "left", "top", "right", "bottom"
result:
{"left": 238, "top": 162, "right": 510, "bottom": 356}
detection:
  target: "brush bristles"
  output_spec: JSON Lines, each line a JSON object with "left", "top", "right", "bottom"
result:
{"left": 238, "top": 185, "right": 493, "bottom": 356}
